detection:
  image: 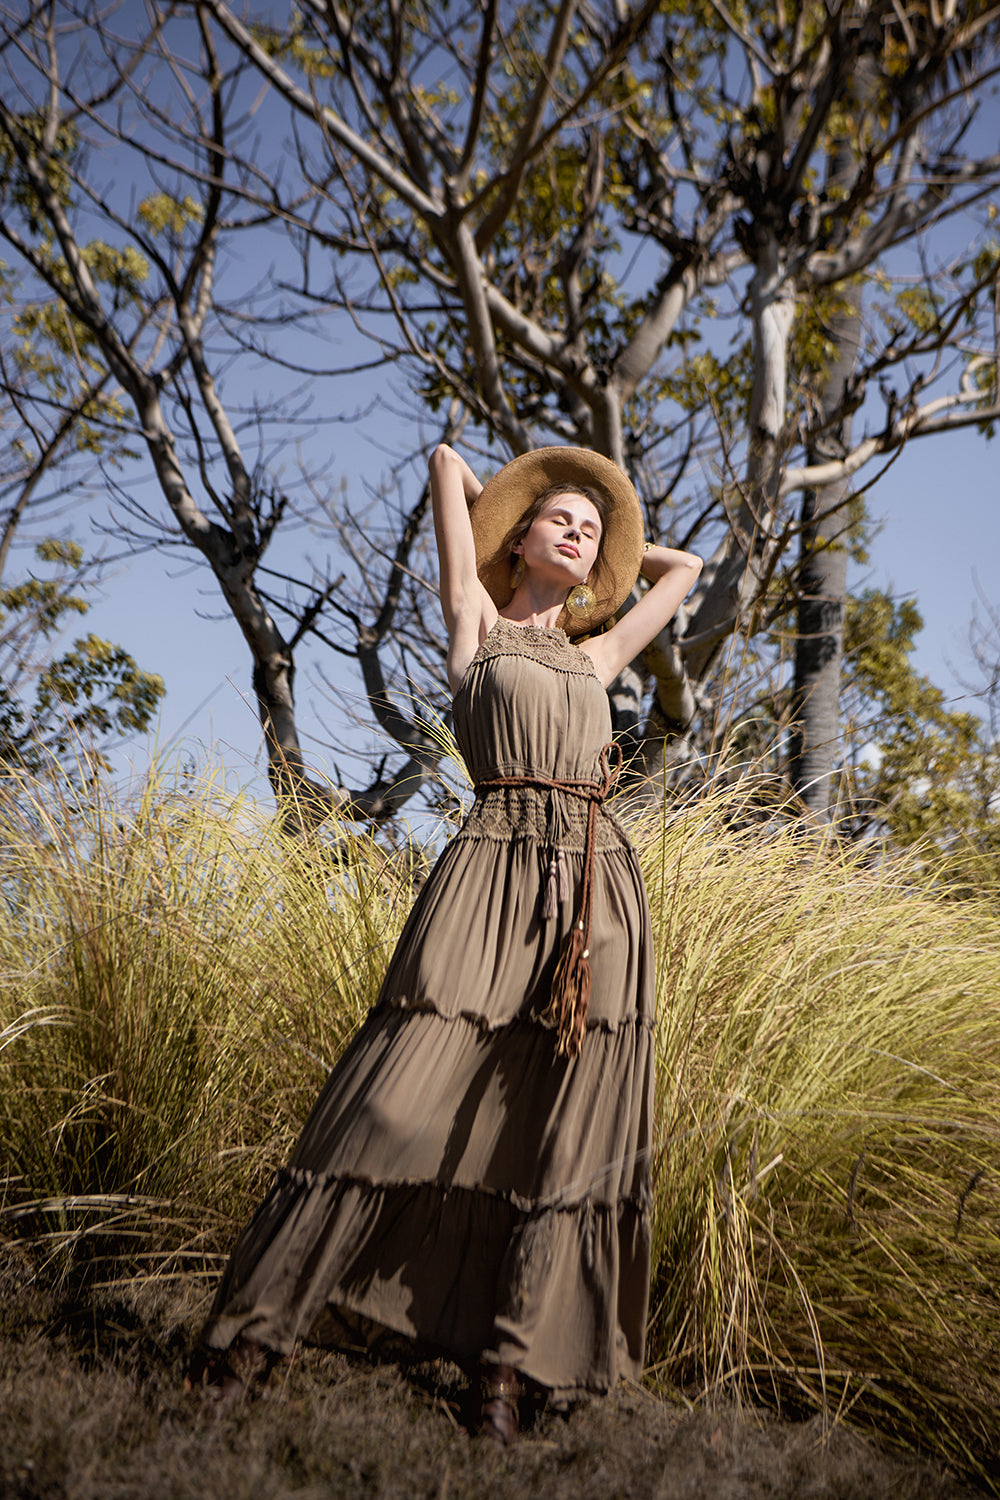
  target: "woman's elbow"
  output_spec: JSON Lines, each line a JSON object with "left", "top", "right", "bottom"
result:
{"left": 430, "top": 443, "right": 458, "bottom": 473}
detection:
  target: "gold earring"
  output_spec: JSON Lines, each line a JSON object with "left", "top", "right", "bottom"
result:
{"left": 565, "top": 582, "right": 597, "bottom": 620}
{"left": 510, "top": 555, "right": 525, "bottom": 589}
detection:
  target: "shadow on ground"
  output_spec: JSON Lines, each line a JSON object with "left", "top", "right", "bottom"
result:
{"left": 0, "top": 1254, "right": 981, "bottom": 1500}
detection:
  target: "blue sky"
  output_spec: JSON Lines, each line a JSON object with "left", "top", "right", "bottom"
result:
{"left": 74, "top": 395, "right": 998, "bottom": 806}
{"left": 860, "top": 428, "right": 998, "bottom": 713}
{"left": 8, "top": 8, "right": 997, "bottom": 804}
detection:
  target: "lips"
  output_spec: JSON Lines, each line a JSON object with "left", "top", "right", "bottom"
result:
{"left": 557, "top": 543, "right": 580, "bottom": 558}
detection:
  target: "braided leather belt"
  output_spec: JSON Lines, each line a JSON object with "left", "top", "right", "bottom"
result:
{"left": 474, "top": 742, "right": 622, "bottom": 1057}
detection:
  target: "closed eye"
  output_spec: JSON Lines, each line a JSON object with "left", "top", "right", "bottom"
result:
{"left": 551, "top": 511, "right": 599, "bottom": 539}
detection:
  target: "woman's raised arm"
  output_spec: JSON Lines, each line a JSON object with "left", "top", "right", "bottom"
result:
{"left": 581, "top": 545, "right": 703, "bottom": 688}
{"left": 429, "top": 444, "right": 496, "bottom": 691}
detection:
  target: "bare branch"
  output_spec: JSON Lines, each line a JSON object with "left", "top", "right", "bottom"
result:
{"left": 456, "top": 0, "right": 498, "bottom": 184}
{"left": 780, "top": 357, "right": 999, "bottom": 495}
{"left": 472, "top": 0, "right": 579, "bottom": 242}
{"left": 200, "top": 0, "right": 444, "bottom": 222}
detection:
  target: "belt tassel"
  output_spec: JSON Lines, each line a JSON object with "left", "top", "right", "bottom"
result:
{"left": 542, "top": 849, "right": 570, "bottom": 920}
{"left": 546, "top": 916, "right": 592, "bottom": 1058}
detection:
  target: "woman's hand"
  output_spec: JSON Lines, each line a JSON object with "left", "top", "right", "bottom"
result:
{"left": 638, "top": 544, "right": 701, "bottom": 586}
{"left": 431, "top": 443, "right": 483, "bottom": 505}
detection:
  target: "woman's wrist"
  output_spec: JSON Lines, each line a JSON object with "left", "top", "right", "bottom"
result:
{"left": 639, "top": 542, "right": 702, "bottom": 583}
{"left": 639, "top": 541, "right": 658, "bottom": 580}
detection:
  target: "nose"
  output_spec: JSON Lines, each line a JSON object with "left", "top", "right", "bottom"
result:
{"left": 564, "top": 521, "right": 581, "bottom": 540}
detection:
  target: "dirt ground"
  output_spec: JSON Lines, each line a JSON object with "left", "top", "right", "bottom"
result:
{"left": 0, "top": 1290, "right": 984, "bottom": 1500}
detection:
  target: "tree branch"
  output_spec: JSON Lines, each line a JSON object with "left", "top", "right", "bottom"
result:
{"left": 200, "top": 0, "right": 444, "bottom": 222}
{"left": 456, "top": 0, "right": 498, "bottom": 184}
{"left": 780, "top": 357, "right": 1000, "bottom": 495}
{"left": 472, "top": 0, "right": 579, "bottom": 244}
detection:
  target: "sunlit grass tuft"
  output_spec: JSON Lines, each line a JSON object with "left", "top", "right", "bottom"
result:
{"left": 1, "top": 763, "right": 997, "bottom": 1484}
{"left": 638, "top": 784, "right": 1000, "bottom": 1482}
{"left": 0, "top": 763, "right": 414, "bottom": 1281}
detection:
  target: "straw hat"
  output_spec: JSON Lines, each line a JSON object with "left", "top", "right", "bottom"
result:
{"left": 469, "top": 447, "right": 644, "bottom": 634}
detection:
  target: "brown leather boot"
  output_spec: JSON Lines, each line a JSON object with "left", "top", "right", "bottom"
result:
{"left": 478, "top": 1360, "right": 522, "bottom": 1447}
{"left": 184, "top": 1335, "right": 274, "bottom": 1409}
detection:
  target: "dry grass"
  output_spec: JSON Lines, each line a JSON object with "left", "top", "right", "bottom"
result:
{"left": 0, "top": 1254, "right": 979, "bottom": 1500}
{"left": 637, "top": 786, "right": 1000, "bottom": 1483}
{"left": 0, "top": 764, "right": 997, "bottom": 1489}
{"left": 0, "top": 765, "right": 411, "bottom": 1280}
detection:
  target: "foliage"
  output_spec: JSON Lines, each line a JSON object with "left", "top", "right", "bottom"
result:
{"left": 640, "top": 784, "right": 1000, "bottom": 1481}
{"left": 0, "top": 765, "right": 997, "bottom": 1481}
{"left": 0, "top": 1, "right": 997, "bottom": 833}
{"left": 0, "top": 540, "right": 164, "bottom": 775}
{"left": 0, "top": 763, "right": 414, "bottom": 1270}
{"left": 687, "top": 584, "right": 1000, "bottom": 879}
{"left": 839, "top": 590, "right": 1000, "bottom": 882}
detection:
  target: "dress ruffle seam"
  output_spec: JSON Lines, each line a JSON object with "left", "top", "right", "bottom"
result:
{"left": 376, "top": 994, "right": 653, "bottom": 1035}
{"left": 466, "top": 645, "right": 596, "bottom": 679}
{"left": 278, "top": 1163, "right": 651, "bottom": 1218}
{"left": 454, "top": 823, "right": 629, "bottom": 853}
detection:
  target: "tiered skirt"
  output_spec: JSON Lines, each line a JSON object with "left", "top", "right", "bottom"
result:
{"left": 202, "top": 792, "right": 654, "bottom": 1393}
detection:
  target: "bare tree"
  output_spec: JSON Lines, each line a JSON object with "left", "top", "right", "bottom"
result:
{"left": 202, "top": 0, "right": 1000, "bottom": 812}
{"left": 0, "top": 0, "right": 452, "bottom": 826}
{"left": 3, "top": 0, "right": 999, "bottom": 830}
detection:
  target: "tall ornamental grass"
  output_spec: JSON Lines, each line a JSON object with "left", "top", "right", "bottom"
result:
{"left": 0, "top": 765, "right": 414, "bottom": 1279}
{"left": 639, "top": 786, "right": 999, "bottom": 1483}
{"left": 0, "top": 764, "right": 997, "bottom": 1483}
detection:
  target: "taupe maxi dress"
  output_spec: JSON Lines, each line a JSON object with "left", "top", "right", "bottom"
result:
{"left": 202, "top": 617, "right": 655, "bottom": 1394}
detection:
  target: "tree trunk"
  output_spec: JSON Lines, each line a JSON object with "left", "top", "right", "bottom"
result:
{"left": 787, "top": 420, "right": 855, "bottom": 817}
{"left": 681, "top": 232, "right": 795, "bottom": 689}
{"left": 788, "top": 108, "right": 868, "bottom": 817}
{"left": 788, "top": 488, "right": 851, "bottom": 814}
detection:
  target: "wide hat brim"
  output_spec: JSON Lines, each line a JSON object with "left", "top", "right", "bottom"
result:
{"left": 469, "top": 447, "right": 644, "bottom": 634}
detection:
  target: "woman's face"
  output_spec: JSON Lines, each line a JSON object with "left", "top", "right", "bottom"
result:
{"left": 515, "top": 492, "right": 603, "bottom": 584}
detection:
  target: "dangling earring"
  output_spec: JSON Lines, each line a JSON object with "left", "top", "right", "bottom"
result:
{"left": 565, "top": 581, "right": 597, "bottom": 620}
{"left": 510, "top": 555, "right": 525, "bottom": 590}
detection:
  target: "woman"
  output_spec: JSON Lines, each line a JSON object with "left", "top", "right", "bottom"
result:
{"left": 189, "top": 444, "right": 703, "bottom": 1444}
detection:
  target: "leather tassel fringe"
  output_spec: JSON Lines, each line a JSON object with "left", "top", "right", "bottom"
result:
{"left": 475, "top": 743, "right": 621, "bottom": 1061}
{"left": 545, "top": 918, "right": 592, "bottom": 1057}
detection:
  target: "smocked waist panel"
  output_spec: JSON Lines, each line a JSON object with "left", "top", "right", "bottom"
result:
{"left": 459, "top": 785, "right": 630, "bottom": 853}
